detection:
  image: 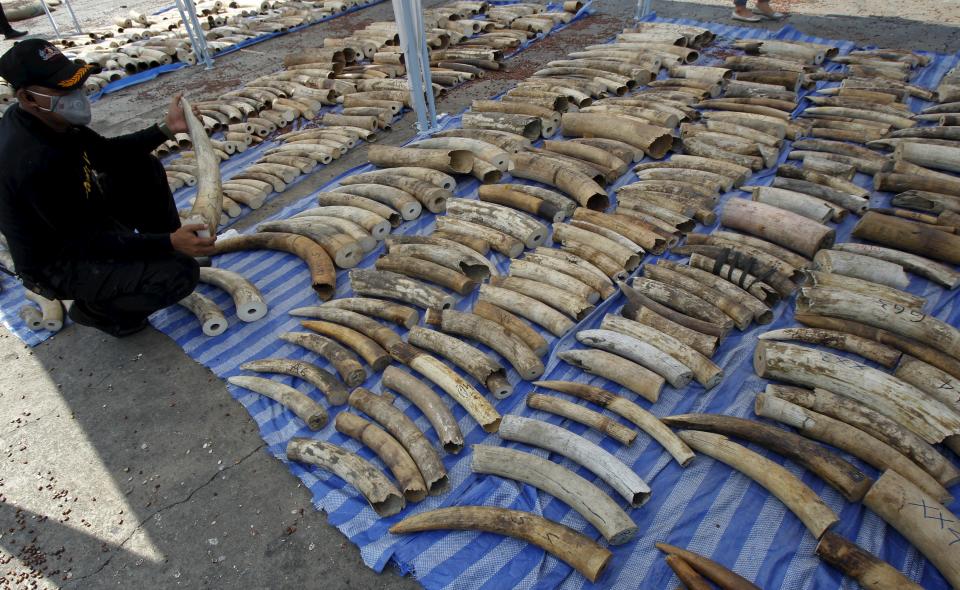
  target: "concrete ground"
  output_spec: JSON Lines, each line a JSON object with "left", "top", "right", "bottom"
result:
{"left": 0, "top": 1, "right": 958, "bottom": 589}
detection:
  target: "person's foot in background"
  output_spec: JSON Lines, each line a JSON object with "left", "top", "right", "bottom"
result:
{"left": 0, "top": 3, "right": 28, "bottom": 40}
{"left": 754, "top": 0, "right": 788, "bottom": 20}
{"left": 733, "top": 3, "right": 763, "bottom": 22}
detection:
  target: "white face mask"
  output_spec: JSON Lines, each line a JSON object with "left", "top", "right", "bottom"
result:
{"left": 28, "top": 88, "right": 92, "bottom": 126}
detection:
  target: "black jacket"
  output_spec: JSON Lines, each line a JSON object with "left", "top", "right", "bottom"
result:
{"left": 0, "top": 104, "right": 171, "bottom": 281}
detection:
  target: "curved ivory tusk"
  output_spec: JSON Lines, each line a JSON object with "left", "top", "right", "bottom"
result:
{"left": 446, "top": 198, "right": 549, "bottom": 249}
{"left": 631, "top": 277, "right": 735, "bottom": 331}
{"left": 534, "top": 379, "right": 694, "bottom": 466}
{"left": 559, "top": 348, "right": 665, "bottom": 402}
{"left": 759, "top": 328, "right": 902, "bottom": 368}
{"left": 435, "top": 309, "right": 542, "bottom": 381}
{"left": 523, "top": 253, "right": 614, "bottom": 299}
{"left": 462, "top": 111, "right": 542, "bottom": 141}
{"left": 348, "top": 388, "right": 448, "bottom": 495}
{"left": 478, "top": 284, "right": 574, "bottom": 337}
{"left": 391, "top": 343, "right": 501, "bottom": 433}
{"left": 894, "top": 355, "right": 960, "bottom": 413}
{"left": 213, "top": 232, "right": 336, "bottom": 300}
{"left": 407, "top": 325, "right": 512, "bottom": 398}
{"left": 577, "top": 329, "right": 693, "bottom": 389}
{"left": 491, "top": 275, "right": 595, "bottom": 321}
{"left": 804, "top": 271, "right": 924, "bottom": 311}
{"left": 755, "top": 394, "right": 951, "bottom": 503}
{"left": 853, "top": 211, "right": 960, "bottom": 265}
{"left": 472, "top": 300, "right": 549, "bottom": 358}
{"left": 280, "top": 332, "right": 367, "bottom": 387}
{"left": 301, "top": 320, "right": 390, "bottom": 372}
{"left": 470, "top": 445, "right": 638, "bottom": 545}
{"left": 345, "top": 166, "right": 455, "bottom": 191}
{"left": 292, "top": 306, "right": 402, "bottom": 353}
{"left": 508, "top": 152, "right": 609, "bottom": 210}
{"left": 655, "top": 543, "right": 761, "bottom": 590}
{"left": 286, "top": 438, "right": 404, "bottom": 517}
{"left": 431, "top": 231, "right": 490, "bottom": 256}
{"left": 477, "top": 185, "right": 563, "bottom": 222}
{"left": 509, "top": 259, "right": 598, "bottom": 303}
{"left": 181, "top": 97, "right": 223, "bottom": 237}
{"left": 23, "top": 292, "right": 63, "bottom": 332}
{"left": 721, "top": 199, "right": 835, "bottom": 258}
{"left": 375, "top": 254, "right": 477, "bottom": 295}
{"left": 228, "top": 375, "right": 327, "bottom": 430}
{"left": 500, "top": 415, "right": 649, "bottom": 506}
{"left": 621, "top": 279, "right": 726, "bottom": 341}
{"left": 750, "top": 186, "right": 836, "bottom": 223}
{"left": 526, "top": 392, "right": 637, "bottom": 446}
{"left": 574, "top": 209, "right": 671, "bottom": 257}
{"left": 240, "top": 358, "right": 348, "bottom": 406}
{"left": 332, "top": 184, "right": 422, "bottom": 220}
{"left": 664, "top": 413, "right": 872, "bottom": 501}
{"left": 815, "top": 532, "right": 924, "bottom": 590}
{"left": 601, "top": 315, "right": 722, "bottom": 389}
{"left": 178, "top": 292, "right": 228, "bottom": 336}
{"left": 832, "top": 243, "right": 960, "bottom": 289}
{"left": 294, "top": 206, "right": 391, "bottom": 240}
{"left": 755, "top": 341, "right": 960, "bottom": 444}
{"left": 340, "top": 173, "right": 451, "bottom": 214}
{"left": 665, "top": 555, "right": 713, "bottom": 590}
{"left": 677, "top": 430, "right": 839, "bottom": 538}
{"left": 385, "top": 238, "right": 495, "bottom": 280}
{"left": 316, "top": 298, "right": 418, "bottom": 328}
{"left": 198, "top": 267, "right": 267, "bottom": 322}
{"left": 863, "top": 470, "right": 960, "bottom": 588}
{"left": 813, "top": 250, "right": 909, "bottom": 290}
{"left": 621, "top": 301, "right": 718, "bottom": 359}
{"left": 411, "top": 137, "right": 511, "bottom": 172}
{"left": 554, "top": 224, "right": 641, "bottom": 270}
{"left": 382, "top": 366, "right": 464, "bottom": 454}
{"left": 708, "top": 230, "right": 811, "bottom": 270}
{"left": 673, "top": 256, "right": 778, "bottom": 318}
{"left": 643, "top": 264, "right": 754, "bottom": 331}
{"left": 335, "top": 412, "right": 427, "bottom": 503}
{"left": 388, "top": 507, "right": 612, "bottom": 582}
{"left": 349, "top": 269, "right": 455, "bottom": 310}
{"left": 256, "top": 220, "right": 362, "bottom": 269}
{"left": 562, "top": 112, "right": 673, "bottom": 159}
{"left": 435, "top": 217, "right": 524, "bottom": 257}
{"left": 798, "top": 287, "right": 960, "bottom": 362}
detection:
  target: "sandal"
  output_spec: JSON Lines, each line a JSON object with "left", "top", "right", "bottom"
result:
{"left": 731, "top": 11, "right": 763, "bottom": 22}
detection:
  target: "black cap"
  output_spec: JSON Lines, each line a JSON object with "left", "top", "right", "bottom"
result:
{"left": 0, "top": 39, "right": 98, "bottom": 91}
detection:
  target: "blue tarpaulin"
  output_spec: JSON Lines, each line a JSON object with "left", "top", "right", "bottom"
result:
{"left": 3, "top": 15, "right": 959, "bottom": 589}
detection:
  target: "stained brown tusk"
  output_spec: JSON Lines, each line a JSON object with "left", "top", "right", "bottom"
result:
{"left": 656, "top": 543, "right": 760, "bottom": 590}
{"left": 335, "top": 412, "right": 427, "bottom": 503}
{"left": 228, "top": 375, "right": 327, "bottom": 430}
{"left": 381, "top": 366, "right": 464, "bottom": 454}
{"left": 213, "top": 232, "right": 336, "bottom": 300}
{"left": 286, "top": 438, "right": 404, "bottom": 517}
{"left": 815, "top": 532, "right": 924, "bottom": 590}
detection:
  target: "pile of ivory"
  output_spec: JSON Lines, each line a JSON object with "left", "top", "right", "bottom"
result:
{"left": 18, "top": 292, "right": 64, "bottom": 333}
{"left": 59, "top": 0, "right": 377, "bottom": 94}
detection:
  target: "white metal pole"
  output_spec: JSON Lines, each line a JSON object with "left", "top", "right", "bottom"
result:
{"left": 634, "top": 0, "right": 653, "bottom": 23}
{"left": 62, "top": 0, "right": 83, "bottom": 34}
{"left": 39, "top": 0, "right": 62, "bottom": 39}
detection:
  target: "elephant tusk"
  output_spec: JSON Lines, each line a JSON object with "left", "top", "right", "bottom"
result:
{"left": 478, "top": 284, "right": 573, "bottom": 337}
{"left": 286, "top": 438, "right": 404, "bottom": 517}
{"left": 434, "top": 217, "right": 523, "bottom": 257}
{"left": 446, "top": 198, "right": 549, "bottom": 249}
{"left": 293, "top": 206, "right": 391, "bottom": 240}
{"left": 853, "top": 210, "right": 960, "bottom": 265}
{"left": 577, "top": 329, "right": 693, "bottom": 389}
{"left": 335, "top": 412, "right": 427, "bottom": 503}
{"left": 434, "top": 309, "right": 542, "bottom": 382}
{"left": 301, "top": 320, "right": 390, "bottom": 372}
{"left": 213, "top": 232, "right": 335, "bottom": 300}
{"left": 228, "top": 375, "right": 327, "bottom": 430}
{"left": 472, "top": 300, "right": 549, "bottom": 358}
{"left": 655, "top": 543, "right": 760, "bottom": 590}
{"left": 470, "top": 445, "right": 638, "bottom": 545}
{"left": 23, "top": 292, "right": 63, "bottom": 332}
{"left": 279, "top": 332, "right": 365, "bottom": 388}
{"left": 499, "top": 415, "right": 650, "bottom": 506}
{"left": 375, "top": 254, "right": 477, "bottom": 295}
{"left": 558, "top": 348, "right": 664, "bottom": 402}
{"left": 803, "top": 272, "right": 924, "bottom": 311}
{"left": 813, "top": 250, "right": 910, "bottom": 290}
{"left": 815, "top": 532, "right": 923, "bottom": 590}
{"left": 240, "top": 358, "right": 347, "bottom": 405}
{"left": 631, "top": 277, "right": 735, "bottom": 332}
{"left": 349, "top": 269, "right": 456, "bottom": 311}
{"left": 348, "top": 388, "right": 448, "bottom": 495}
{"left": 388, "top": 507, "right": 611, "bottom": 582}
{"left": 720, "top": 199, "right": 835, "bottom": 258}
{"left": 178, "top": 292, "right": 227, "bottom": 336}
{"left": 407, "top": 325, "right": 512, "bottom": 398}
{"left": 180, "top": 97, "right": 223, "bottom": 237}
{"left": 677, "top": 429, "right": 839, "bottom": 538}
{"left": 381, "top": 366, "right": 464, "bottom": 454}
{"left": 643, "top": 264, "right": 754, "bottom": 331}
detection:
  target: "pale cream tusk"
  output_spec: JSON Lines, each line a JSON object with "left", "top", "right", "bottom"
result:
{"left": 407, "top": 325, "right": 512, "bottom": 398}
{"left": 381, "top": 366, "right": 463, "bottom": 454}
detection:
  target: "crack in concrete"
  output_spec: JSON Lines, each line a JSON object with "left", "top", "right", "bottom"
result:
{"left": 63, "top": 443, "right": 266, "bottom": 587}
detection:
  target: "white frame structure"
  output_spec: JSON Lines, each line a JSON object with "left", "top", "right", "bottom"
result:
{"left": 392, "top": 0, "right": 439, "bottom": 133}
{"left": 634, "top": 0, "right": 654, "bottom": 22}
{"left": 175, "top": 0, "right": 215, "bottom": 70}
{"left": 40, "top": 0, "right": 82, "bottom": 37}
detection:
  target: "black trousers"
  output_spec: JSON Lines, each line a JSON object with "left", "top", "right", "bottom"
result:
{"left": 38, "top": 155, "right": 199, "bottom": 327}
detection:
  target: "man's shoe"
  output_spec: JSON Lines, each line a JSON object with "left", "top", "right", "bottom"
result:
{"left": 68, "top": 301, "right": 148, "bottom": 338}
{"left": 3, "top": 29, "right": 28, "bottom": 40}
